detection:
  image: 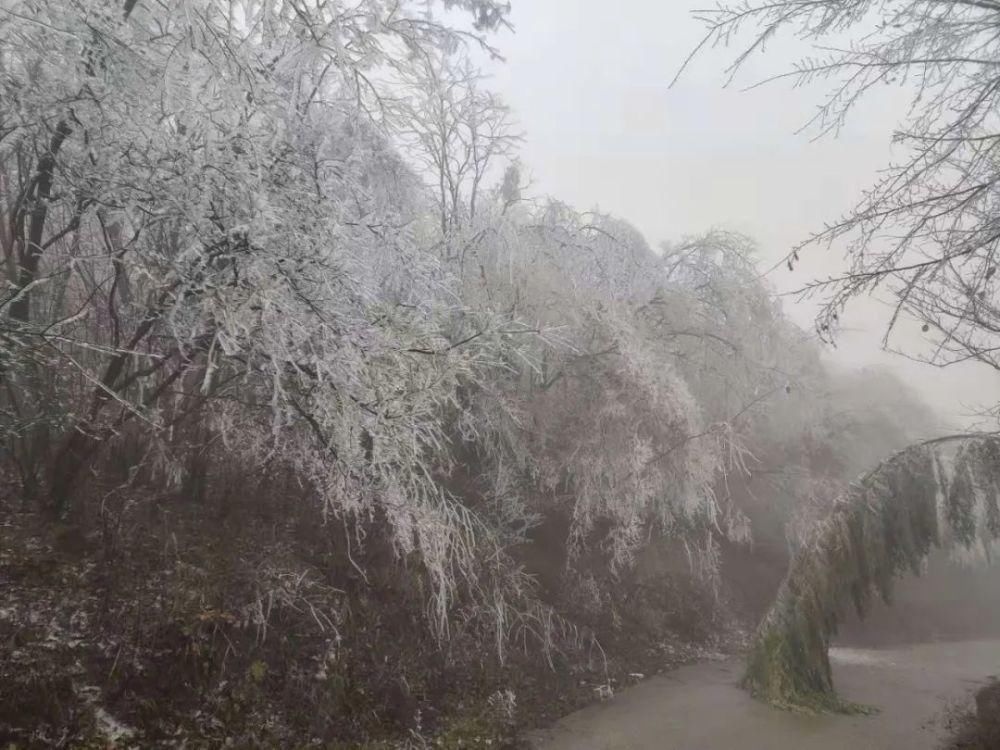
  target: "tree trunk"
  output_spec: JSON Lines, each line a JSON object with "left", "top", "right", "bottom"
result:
{"left": 9, "top": 121, "right": 72, "bottom": 323}
{"left": 48, "top": 429, "right": 97, "bottom": 519}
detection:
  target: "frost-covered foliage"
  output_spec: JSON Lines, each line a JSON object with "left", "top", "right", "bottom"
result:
{"left": 0, "top": 0, "right": 842, "bottom": 656}
{"left": 382, "top": 49, "right": 807, "bottom": 578}
{"left": 744, "top": 435, "right": 1000, "bottom": 711}
{"left": 444, "top": 199, "right": 798, "bottom": 571}
{"left": 689, "top": 0, "right": 1000, "bottom": 365}
{"left": 0, "top": 0, "right": 519, "bottom": 632}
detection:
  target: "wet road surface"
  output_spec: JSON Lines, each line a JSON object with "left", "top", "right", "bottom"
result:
{"left": 528, "top": 639, "right": 1000, "bottom": 750}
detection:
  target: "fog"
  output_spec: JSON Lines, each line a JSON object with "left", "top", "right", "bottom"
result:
{"left": 479, "top": 1, "right": 1000, "bottom": 426}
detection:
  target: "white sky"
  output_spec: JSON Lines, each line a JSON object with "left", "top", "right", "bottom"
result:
{"left": 476, "top": 0, "right": 1000, "bottom": 427}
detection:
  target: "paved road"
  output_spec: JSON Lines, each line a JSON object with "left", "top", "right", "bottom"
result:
{"left": 528, "top": 640, "right": 1000, "bottom": 750}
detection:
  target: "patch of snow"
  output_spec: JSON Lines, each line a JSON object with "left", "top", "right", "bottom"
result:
{"left": 593, "top": 683, "right": 614, "bottom": 700}
{"left": 95, "top": 707, "right": 136, "bottom": 742}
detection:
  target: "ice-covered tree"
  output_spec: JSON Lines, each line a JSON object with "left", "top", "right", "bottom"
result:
{"left": 745, "top": 435, "right": 1000, "bottom": 710}
{"left": 682, "top": 0, "right": 1000, "bottom": 709}
{"left": 685, "top": 0, "right": 1000, "bottom": 367}
{"left": 0, "top": 0, "right": 517, "bottom": 631}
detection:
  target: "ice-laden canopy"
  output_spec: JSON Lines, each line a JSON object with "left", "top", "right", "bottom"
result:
{"left": 744, "top": 435, "right": 1000, "bottom": 711}
{"left": 0, "top": 0, "right": 518, "bottom": 636}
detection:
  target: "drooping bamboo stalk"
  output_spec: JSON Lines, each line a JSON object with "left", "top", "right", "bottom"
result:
{"left": 744, "top": 434, "right": 1000, "bottom": 711}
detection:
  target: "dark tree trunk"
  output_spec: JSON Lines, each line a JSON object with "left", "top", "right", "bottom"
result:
{"left": 48, "top": 429, "right": 97, "bottom": 519}
{"left": 9, "top": 121, "right": 72, "bottom": 323}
